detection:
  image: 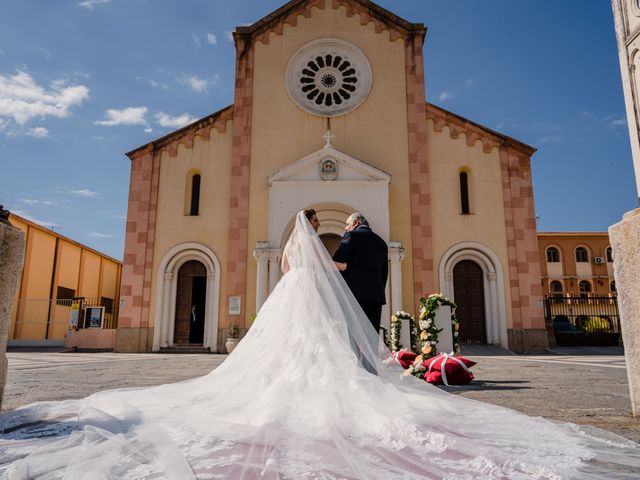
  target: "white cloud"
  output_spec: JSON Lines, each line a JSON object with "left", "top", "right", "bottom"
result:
{"left": 18, "top": 198, "right": 55, "bottom": 206}
{"left": 77, "top": 0, "right": 109, "bottom": 9}
{"left": 136, "top": 76, "right": 168, "bottom": 90}
{"left": 88, "top": 232, "right": 119, "bottom": 238}
{"left": 464, "top": 78, "right": 475, "bottom": 88}
{"left": 70, "top": 188, "right": 100, "bottom": 198}
{"left": 183, "top": 75, "right": 208, "bottom": 93}
{"left": 0, "top": 70, "right": 89, "bottom": 126}
{"left": 94, "top": 106, "right": 148, "bottom": 126}
{"left": 207, "top": 33, "right": 217, "bottom": 45}
{"left": 225, "top": 31, "right": 234, "bottom": 42}
{"left": 155, "top": 112, "right": 197, "bottom": 129}
{"left": 191, "top": 33, "right": 201, "bottom": 47}
{"left": 144, "top": 127, "right": 153, "bottom": 134}
{"left": 609, "top": 117, "right": 627, "bottom": 129}
{"left": 26, "top": 127, "right": 49, "bottom": 138}
{"left": 438, "top": 91, "right": 454, "bottom": 102}
{"left": 538, "top": 135, "right": 564, "bottom": 143}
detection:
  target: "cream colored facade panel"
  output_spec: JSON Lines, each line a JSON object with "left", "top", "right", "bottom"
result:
{"left": 426, "top": 122, "right": 514, "bottom": 328}
{"left": 151, "top": 124, "right": 233, "bottom": 330}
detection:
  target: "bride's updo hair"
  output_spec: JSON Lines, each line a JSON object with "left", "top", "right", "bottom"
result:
{"left": 303, "top": 209, "right": 316, "bottom": 221}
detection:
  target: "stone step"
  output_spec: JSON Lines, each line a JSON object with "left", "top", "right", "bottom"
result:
{"left": 158, "top": 346, "right": 211, "bottom": 354}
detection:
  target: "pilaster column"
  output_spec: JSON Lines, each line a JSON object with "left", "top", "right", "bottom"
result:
{"left": 268, "top": 249, "right": 282, "bottom": 294}
{"left": 160, "top": 272, "right": 174, "bottom": 348}
{"left": 388, "top": 241, "right": 405, "bottom": 315}
{"left": 253, "top": 242, "right": 270, "bottom": 312}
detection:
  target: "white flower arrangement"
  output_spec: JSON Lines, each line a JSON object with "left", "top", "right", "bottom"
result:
{"left": 389, "top": 311, "right": 418, "bottom": 353}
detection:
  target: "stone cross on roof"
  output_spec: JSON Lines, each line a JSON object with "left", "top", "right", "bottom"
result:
{"left": 322, "top": 129, "right": 335, "bottom": 148}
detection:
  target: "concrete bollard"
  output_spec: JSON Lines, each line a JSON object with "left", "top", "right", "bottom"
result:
{"left": 609, "top": 208, "right": 640, "bottom": 417}
{"left": 0, "top": 210, "right": 26, "bottom": 411}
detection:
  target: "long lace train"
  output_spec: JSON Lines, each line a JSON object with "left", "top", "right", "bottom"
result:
{"left": 1, "top": 212, "right": 640, "bottom": 479}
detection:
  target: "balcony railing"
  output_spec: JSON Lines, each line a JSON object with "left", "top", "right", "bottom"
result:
{"left": 544, "top": 294, "right": 620, "bottom": 346}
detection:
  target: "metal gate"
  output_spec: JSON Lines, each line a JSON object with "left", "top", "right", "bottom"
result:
{"left": 543, "top": 294, "right": 621, "bottom": 347}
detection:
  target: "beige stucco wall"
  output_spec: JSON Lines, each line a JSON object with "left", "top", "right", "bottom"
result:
{"left": 426, "top": 121, "right": 515, "bottom": 329}
{"left": 246, "top": 5, "right": 415, "bottom": 316}
{"left": 150, "top": 123, "right": 233, "bottom": 332}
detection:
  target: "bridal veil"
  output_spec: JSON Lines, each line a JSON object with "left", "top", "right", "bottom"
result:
{"left": 1, "top": 211, "right": 640, "bottom": 479}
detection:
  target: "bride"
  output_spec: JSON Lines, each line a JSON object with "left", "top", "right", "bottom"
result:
{"left": 1, "top": 210, "right": 640, "bottom": 479}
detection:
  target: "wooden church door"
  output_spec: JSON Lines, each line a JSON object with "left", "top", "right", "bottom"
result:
{"left": 174, "top": 260, "right": 207, "bottom": 344}
{"left": 453, "top": 260, "right": 487, "bottom": 344}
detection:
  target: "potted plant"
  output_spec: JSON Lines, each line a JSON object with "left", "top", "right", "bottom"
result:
{"left": 225, "top": 324, "right": 240, "bottom": 353}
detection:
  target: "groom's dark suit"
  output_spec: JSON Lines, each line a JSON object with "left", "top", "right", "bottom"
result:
{"left": 333, "top": 225, "right": 388, "bottom": 332}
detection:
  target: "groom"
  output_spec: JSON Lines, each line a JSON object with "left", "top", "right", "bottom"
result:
{"left": 333, "top": 213, "right": 388, "bottom": 333}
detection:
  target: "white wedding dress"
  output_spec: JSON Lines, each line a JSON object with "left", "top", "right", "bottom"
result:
{"left": 2, "top": 211, "right": 640, "bottom": 479}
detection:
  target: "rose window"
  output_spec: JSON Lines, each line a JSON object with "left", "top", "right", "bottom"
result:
{"left": 286, "top": 39, "right": 372, "bottom": 117}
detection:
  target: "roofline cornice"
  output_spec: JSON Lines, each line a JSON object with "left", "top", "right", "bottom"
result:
{"left": 126, "top": 105, "right": 234, "bottom": 160}
{"left": 426, "top": 103, "right": 536, "bottom": 157}
{"left": 234, "top": 0, "right": 426, "bottom": 47}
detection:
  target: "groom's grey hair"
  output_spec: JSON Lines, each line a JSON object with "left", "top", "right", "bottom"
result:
{"left": 347, "top": 213, "right": 369, "bottom": 227}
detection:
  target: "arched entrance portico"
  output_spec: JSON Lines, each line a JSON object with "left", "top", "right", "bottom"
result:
{"left": 154, "top": 243, "right": 221, "bottom": 351}
{"left": 439, "top": 242, "right": 508, "bottom": 348}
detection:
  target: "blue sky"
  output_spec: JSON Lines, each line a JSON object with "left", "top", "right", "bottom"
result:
{"left": 0, "top": 0, "right": 635, "bottom": 260}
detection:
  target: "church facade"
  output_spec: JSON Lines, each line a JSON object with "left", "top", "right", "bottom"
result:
{"left": 116, "top": 0, "right": 546, "bottom": 354}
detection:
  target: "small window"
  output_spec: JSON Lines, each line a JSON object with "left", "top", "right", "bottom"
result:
{"left": 579, "top": 280, "right": 592, "bottom": 298}
{"left": 606, "top": 247, "right": 613, "bottom": 263}
{"left": 610, "top": 281, "right": 616, "bottom": 293}
{"left": 459, "top": 171, "right": 470, "bottom": 214}
{"left": 56, "top": 286, "right": 76, "bottom": 306}
{"left": 190, "top": 174, "right": 201, "bottom": 216}
{"left": 546, "top": 247, "right": 560, "bottom": 263}
{"left": 550, "top": 280, "right": 563, "bottom": 293}
{"left": 575, "top": 247, "right": 589, "bottom": 263}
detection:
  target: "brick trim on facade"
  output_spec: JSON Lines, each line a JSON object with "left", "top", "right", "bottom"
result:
{"left": 119, "top": 147, "right": 158, "bottom": 343}
{"left": 499, "top": 146, "right": 545, "bottom": 337}
{"left": 223, "top": 33, "right": 256, "bottom": 327}
{"left": 405, "top": 32, "right": 434, "bottom": 305}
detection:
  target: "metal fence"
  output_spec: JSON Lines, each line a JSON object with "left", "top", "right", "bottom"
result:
{"left": 11, "top": 297, "right": 119, "bottom": 341}
{"left": 543, "top": 294, "right": 621, "bottom": 346}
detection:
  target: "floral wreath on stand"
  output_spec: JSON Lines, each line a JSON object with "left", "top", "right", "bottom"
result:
{"left": 389, "top": 311, "right": 418, "bottom": 353}
{"left": 405, "top": 294, "right": 461, "bottom": 379}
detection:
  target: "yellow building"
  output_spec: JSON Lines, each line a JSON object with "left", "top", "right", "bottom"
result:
{"left": 538, "top": 232, "right": 619, "bottom": 347}
{"left": 118, "top": 0, "right": 546, "bottom": 353}
{"left": 8, "top": 213, "right": 122, "bottom": 348}
{"left": 538, "top": 232, "right": 616, "bottom": 296}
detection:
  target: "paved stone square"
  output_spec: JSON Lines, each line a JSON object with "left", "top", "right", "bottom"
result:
{"left": 2, "top": 347, "right": 638, "bottom": 443}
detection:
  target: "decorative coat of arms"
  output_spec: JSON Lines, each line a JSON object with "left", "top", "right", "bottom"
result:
{"left": 320, "top": 157, "right": 338, "bottom": 181}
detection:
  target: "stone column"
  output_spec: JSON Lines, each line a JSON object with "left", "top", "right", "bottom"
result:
{"left": 253, "top": 242, "right": 269, "bottom": 313}
{"left": 0, "top": 211, "right": 26, "bottom": 410}
{"left": 159, "top": 272, "right": 174, "bottom": 348}
{"left": 610, "top": 0, "right": 640, "bottom": 416}
{"left": 268, "top": 248, "right": 282, "bottom": 294}
{"left": 388, "top": 242, "right": 405, "bottom": 315}
{"left": 610, "top": 209, "right": 640, "bottom": 416}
